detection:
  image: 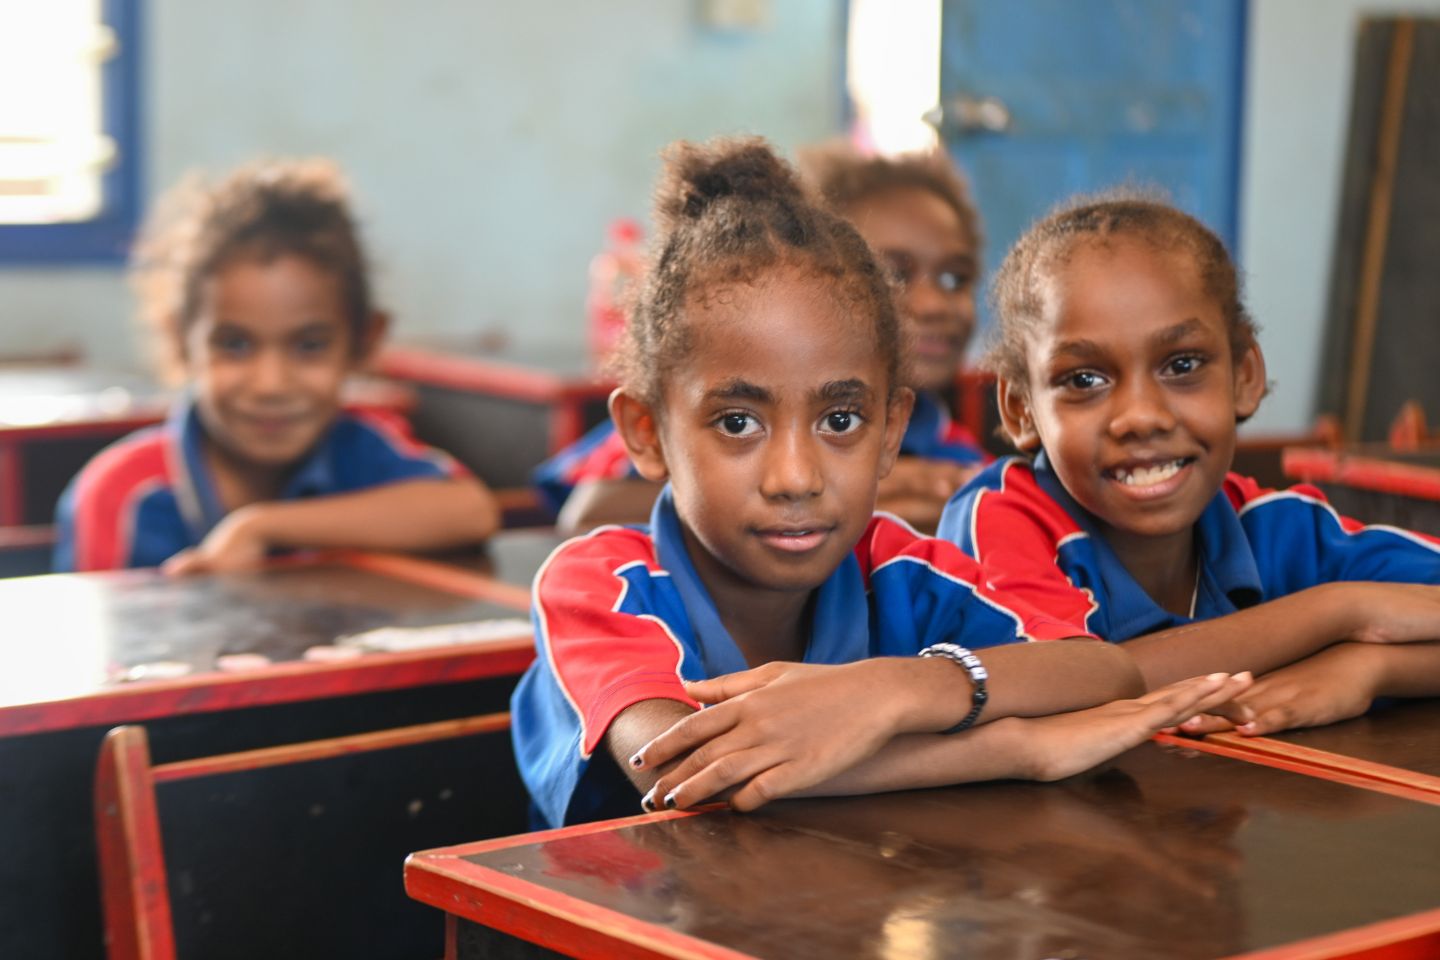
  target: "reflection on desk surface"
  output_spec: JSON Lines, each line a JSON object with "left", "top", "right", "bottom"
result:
{"left": 0, "top": 562, "right": 524, "bottom": 709}
{"left": 450, "top": 741, "right": 1440, "bottom": 960}
{"left": 1266, "top": 697, "right": 1440, "bottom": 779}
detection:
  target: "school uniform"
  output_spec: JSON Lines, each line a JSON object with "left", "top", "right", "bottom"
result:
{"left": 529, "top": 391, "right": 988, "bottom": 512}
{"left": 511, "top": 485, "right": 1090, "bottom": 828}
{"left": 53, "top": 393, "right": 463, "bottom": 572}
{"left": 938, "top": 452, "right": 1440, "bottom": 642}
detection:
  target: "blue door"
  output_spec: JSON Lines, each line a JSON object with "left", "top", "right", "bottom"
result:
{"left": 939, "top": 0, "right": 1247, "bottom": 300}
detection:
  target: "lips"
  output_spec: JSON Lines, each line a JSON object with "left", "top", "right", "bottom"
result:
{"left": 753, "top": 524, "right": 835, "bottom": 554}
{"left": 1103, "top": 457, "right": 1197, "bottom": 498}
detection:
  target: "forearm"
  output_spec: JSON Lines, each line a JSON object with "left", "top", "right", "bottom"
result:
{"left": 889, "top": 639, "right": 1142, "bottom": 735}
{"left": 242, "top": 477, "right": 500, "bottom": 552}
{"left": 1368, "top": 641, "right": 1440, "bottom": 698}
{"left": 799, "top": 721, "right": 1035, "bottom": 796}
{"left": 606, "top": 698, "right": 698, "bottom": 794}
{"left": 1125, "top": 583, "right": 1360, "bottom": 688}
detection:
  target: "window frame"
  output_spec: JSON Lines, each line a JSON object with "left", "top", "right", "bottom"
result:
{"left": 0, "top": 0, "right": 142, "bottom": 265}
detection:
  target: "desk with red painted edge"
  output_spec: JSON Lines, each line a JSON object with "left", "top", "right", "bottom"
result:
{"left": 407, "top": 738, "right": 1440, "bottom": 960}
{"left": 0, "top": 553, "right": 537, "bottom": 960}
{"left": 377, "top": 338, "right": 615, "bottom": 489}
{"left": 1197, "top": 698, "right": 1440, "bottom": 800}
{"left": 1283, "top": 444, "right": 1440, "bottom": 533}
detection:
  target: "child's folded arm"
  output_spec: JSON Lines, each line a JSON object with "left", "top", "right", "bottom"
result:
{"left": 1124, "top": 581, "right": 1440, "bottom": 689}
{"left": 165, "top": 475, "right": 499, "bottom": 573}
{"left": 652, "top": 672, "right": 1251, "bottom": 811}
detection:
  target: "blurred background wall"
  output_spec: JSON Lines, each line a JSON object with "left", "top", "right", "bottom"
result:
{"left": 3, "top": 0, "right": 1438, "bottom": 432}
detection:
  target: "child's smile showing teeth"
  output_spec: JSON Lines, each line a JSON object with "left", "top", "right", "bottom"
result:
{"left": 1106, "top": 457, "right": 1195, "bottom": 497}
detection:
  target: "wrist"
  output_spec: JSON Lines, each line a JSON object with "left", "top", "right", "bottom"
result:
{"left": 227, "top": 502, "right": 280, "bottom": 545}
{"left": 909, "top": 644, "right": 990, "bottom": 734}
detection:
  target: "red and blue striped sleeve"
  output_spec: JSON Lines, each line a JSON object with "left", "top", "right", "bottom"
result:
{"left": 55, "top": 429, "right": 172, "bottom": 572}
{"left": 938, "top": 459, "right": 1100, "bottom": 636}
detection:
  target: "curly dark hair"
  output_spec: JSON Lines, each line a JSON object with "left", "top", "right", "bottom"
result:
{"left": 796, "top": 141, "right": 982, "bottom": 254}
{"left": 616, "top": 137, "right": 902, "bottom": 407}
{"left": 987, "top": 190, "right": 1258, "bottom": 391}
{"left": 132, "top": 158, "right": 375, "bottom": 382}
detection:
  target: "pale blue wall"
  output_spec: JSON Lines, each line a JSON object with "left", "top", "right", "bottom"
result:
{"left": 0, "top": 0, "right": 844, "bottom": 370}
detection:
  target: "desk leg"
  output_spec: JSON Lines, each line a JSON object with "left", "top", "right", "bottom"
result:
{"left": 453, "top": 917, "right": 571, "bottom": 960}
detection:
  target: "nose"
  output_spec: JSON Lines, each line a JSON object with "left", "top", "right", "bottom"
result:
{"left": 249, "top": 346, "right": 293, "bottom": 396}
{"left": 759, "top": 424, "right": 824, "bottom": 501}
{"left": 1107, "top": 375, "right": 1177, "bottom": 440}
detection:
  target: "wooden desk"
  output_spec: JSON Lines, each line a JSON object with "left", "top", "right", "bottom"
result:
{"left": 0, "top": 552, "right": 539, "bottom": 960}
{"left": 1208, "top": 699, "right": 1440, "bottom": 799}
{"left": 377, "top": 338, "right": 614, "bottom": 489}
{"left": 407, "top": 740, "right": 1440, "bottom": 960}
{"left": 1284, "top": 444, "right": 1440, "bottom": 534}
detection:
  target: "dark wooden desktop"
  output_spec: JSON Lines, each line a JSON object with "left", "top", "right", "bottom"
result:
{"left": 407, "top": 735, "right": 1440, "bottom": 960}
{"left": 1, "top": 542, "right": 549, "bottom": 960}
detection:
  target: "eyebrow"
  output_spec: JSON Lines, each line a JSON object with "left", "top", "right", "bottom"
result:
{"left": 814, "top": 379, "right": 873, "bottom": 404}
{"left": 1049, "top": 318, "right": 1210, "bottom": 362}
{"left": 702, "top": 378, "right": 874, "bottom": 405}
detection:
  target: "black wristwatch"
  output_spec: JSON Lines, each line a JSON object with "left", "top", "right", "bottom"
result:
{"left": 918, "top": 642, "right": 989, "bottom": 733}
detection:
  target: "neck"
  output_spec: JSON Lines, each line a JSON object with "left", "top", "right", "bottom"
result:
{"left": 677, "top": 526, "right": 813, "bottom": 667}
{"left": 1105, "top": 524, "right": 1199, "bottom": 619}
{"left": 203, "top": 438, "right": 288, "bottom": 511}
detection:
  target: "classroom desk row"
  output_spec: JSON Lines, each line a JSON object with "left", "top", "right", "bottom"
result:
{"left": 406, "top": 702, "right": 1440, "bottom": 960}
{"left": 0, "top": 529, "right": 563, "bottom": 960}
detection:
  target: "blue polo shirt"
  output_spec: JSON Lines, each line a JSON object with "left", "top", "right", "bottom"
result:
{"left": 512, "top": 486, "right": 1088, "bottom": 827}
{"left": 54, "top": 393, "right": 460, "bottom": 571}
{"left": 938, "top": 452, "right": 1440, "bottom": 641}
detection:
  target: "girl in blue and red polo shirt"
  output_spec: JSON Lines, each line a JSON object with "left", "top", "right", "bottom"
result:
{"left": 55, "top": 160, "right": 499, "bottom": 573}
{"left": 511, "top": 140, "right": 1249, "bottom": 828}
{"left": 940, "top": 194, "right": 1440, "bottom": 737}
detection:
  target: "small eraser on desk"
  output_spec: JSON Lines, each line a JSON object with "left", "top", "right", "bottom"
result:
{"left": 122, "top": 661, "right": 193, "bottom": 682}
{"left": 303, "top": 644, "right": 364, "bottom": 662}
{"left": 217, "top": 653, "right": 272, "bottom": 672}
{"left": 337, "top": 619, "right": 533, "bottom": 653}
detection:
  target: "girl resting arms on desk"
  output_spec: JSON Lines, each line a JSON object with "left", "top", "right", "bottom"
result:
{"left": 935, "top": 193, "right": 1440, "bottom": 737}
{"left": 54, "top": 159, "right": 499, "bottom": 574}
{"left": 538, "top": 143, "right": 992, "bottom": 534}
{"left": 510, "top": 138, "right": 1249, "bottom": 827}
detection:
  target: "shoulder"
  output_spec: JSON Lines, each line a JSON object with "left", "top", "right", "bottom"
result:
{"left": 535, "top": 525, "right": 666, "bottom": 599}
{"left": 67, "top": 426, "right": 173, "bottom": 517}
{"left": 60, "top": 426, "right": 177, "bottom": 571}
{"left": 939, "top": 456, "right": 1083, "bottom": 549}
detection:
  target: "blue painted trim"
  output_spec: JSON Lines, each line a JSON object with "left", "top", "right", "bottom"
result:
{"left": 1225, "top": 0, "right": 1250, "bottom": 260}
{"left": 0, "top": 0, "right": 142, "bottom": 267}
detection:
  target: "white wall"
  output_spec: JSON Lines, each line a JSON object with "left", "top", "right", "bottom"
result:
{"left": 0, "top": 1, "right": 844, "bottom": 372}
{"left": 1240, "top": 0, "right": 1440, "bottom": 432}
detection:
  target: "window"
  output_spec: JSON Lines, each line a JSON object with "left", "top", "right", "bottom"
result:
{"left": 846, "top": 0, "right": 941, "bottom": 155}
{"left": 0, "top": 0, "right": 140, "bottom": 263}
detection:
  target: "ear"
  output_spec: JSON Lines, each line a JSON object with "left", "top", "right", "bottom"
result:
{"left": 610, "top": 388, "right": 669, "bottom": 482}
{"left": 1232, "top": 339, "right": 1266, "bottom": 422}
{"left": 877, "top": 387, "right": 915, "bottom": 479}
{"left": 354, "top": 310, "right": 391, "bottom": 367}
{"left": 997, "top": 376, "right": 1042, "bottom": 451}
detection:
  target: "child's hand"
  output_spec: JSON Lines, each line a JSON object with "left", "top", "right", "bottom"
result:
{"left": 162, "top": 508, "right": 270, "bottom": 576}
{"left": 1341, "top": 582, "right": 1440, "bottom": 644}
{"left": 631, "top": 659, "right": 912, "bottom": 813}
{"left": 1020, "top": 672, "right": 1254, "bottom": 781}
{"left": 1178, "top": 644, "right": 1381, "bottom": 737}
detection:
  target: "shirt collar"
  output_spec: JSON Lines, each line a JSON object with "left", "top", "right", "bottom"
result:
{"left": 649, "top": 485, "right": 873, "bottom": 677}
{"left": 166, "top": 392, "right": 341, "bottom": 539}
{"left": 901, "top": 391, "right": 946, "bottom": 454}
{"left": 1031, "top": 451, "right": 1263, "bottom": 636}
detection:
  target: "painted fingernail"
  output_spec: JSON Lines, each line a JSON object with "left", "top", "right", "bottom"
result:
{"left": 629, "top": 753, "right": 644, "bottom": 768}
{"left": 640, "top": 789, "right": 657, "bottom": 813}
{"left": 663, "top": 792, "right": 678, "bottom": 810}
